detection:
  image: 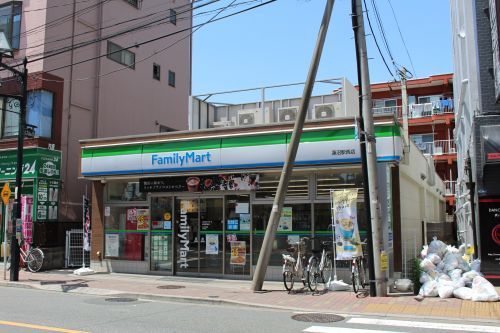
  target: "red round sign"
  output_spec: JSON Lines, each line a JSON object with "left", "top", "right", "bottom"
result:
{"left": 492, "top": 224, "right": 500, "bottom": 246}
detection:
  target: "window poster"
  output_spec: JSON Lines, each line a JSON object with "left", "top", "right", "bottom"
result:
{"left": 230, "top": 241, "right": 246, "bottom": 265}
{"left": 105, "top": 234, "right": 119, "bottom": 257}
{"left": 278, "top": 207, "right": 293, "bottom": 231}
{"left": 227, "top": 219, "right": 239, "bottom": 231}
{"left": 136, "top": 209, "right": 150, "bottom": 230}
{"left": 239, "top": 214, "right": 250, "bottom": 231}
{"left": 235, "top": 202, "right": 249, "bottom": 214}
{"left": 205, "top": 234, "right": 219, "bottom": 255}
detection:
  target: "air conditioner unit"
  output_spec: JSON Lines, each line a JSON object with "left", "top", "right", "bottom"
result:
{"left": 313, "top": 102, "right": 341, "bottom": 120}
{"left": 212, "top": 120, "right": 235, "bottom": 128}
{"left": 277, "top": 107, "right": 299, "bottom": 123}
{"left": 237, "top": 108, "right": 270, "bottom": 126}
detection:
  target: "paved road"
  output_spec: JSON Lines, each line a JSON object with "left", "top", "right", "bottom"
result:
{"left": 0, "top": 286, "right": 499, "bottom": 333}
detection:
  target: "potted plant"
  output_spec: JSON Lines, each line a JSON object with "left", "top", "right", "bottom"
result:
{"left": 412, "top": 257, "right": 422, "bottom": 295}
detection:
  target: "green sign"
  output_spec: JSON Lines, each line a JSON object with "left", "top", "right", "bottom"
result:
{"left": 34, "top": 178, "right": 60, "bottom": 221}
{"left": 0, "top": 148, "right": 61, "bottom": 180}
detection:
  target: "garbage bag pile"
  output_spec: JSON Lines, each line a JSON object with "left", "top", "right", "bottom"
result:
{"left": 418, "top": 237, "right": 499, "bottom": 302}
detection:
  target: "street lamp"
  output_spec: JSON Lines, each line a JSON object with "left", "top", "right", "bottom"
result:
{"left": 0, "top": 32, "right": 27, "bottom": 281}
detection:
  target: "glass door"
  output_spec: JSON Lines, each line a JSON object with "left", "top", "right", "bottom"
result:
{"left": 175, "top": 198, "right": 200, "bottom": 273}
{"left": 199, "top": 198, "right": 223, "bottom": 274}
{"left": 150, "top": 197, "right": 173, "bottom": 272}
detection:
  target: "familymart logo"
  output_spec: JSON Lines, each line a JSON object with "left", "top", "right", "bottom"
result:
{"left": 151, "top": 152, "right": 212, "bottom": 167}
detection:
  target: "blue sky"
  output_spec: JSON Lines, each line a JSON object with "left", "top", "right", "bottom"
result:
{"left": 192, "top": 0, "right": 452, "bottom": 102}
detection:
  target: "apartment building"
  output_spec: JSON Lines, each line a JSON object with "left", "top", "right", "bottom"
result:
{"left": 450, "top": 0, "right": 500, "bottom": 284}
{"left": 0, "top": 0, "right": 192, "bottom": 225}
{"left": 370, "top": 74, "right": 456, "bottom": 230}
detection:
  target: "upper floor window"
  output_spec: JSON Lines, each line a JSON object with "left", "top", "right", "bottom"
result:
{"left": 373, "top": 99, "right": 397, "bottom": 108}
{"left": 168, "top": 70, "right": 176, "bottom": 87}
{"left": 169, "top": 9, "right": 177, "bottom": 25}
{"left": 125, "top": 0, "right": 140, "bottom": 8}
{"left": 107, "top": 41, "right": 135, "bottom": 69}
{"left": 153, "top": 63, "right": 161, "bottom": 81}
{"left": 0, "top": 90, "right": 54, "bottom": 139}
{"left": 0, "top": 1, "right": 22, "bottom": 50}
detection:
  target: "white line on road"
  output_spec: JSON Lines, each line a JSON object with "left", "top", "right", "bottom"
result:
{"left": 303, "top": 326, "right": 405, "bottom": 333}
{"left": 347, "top": 317, "right": 500, "bottom": 333}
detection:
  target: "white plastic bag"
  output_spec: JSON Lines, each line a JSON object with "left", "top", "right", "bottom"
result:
{"left": 453, "top": 287, "right": 473, "bottom": 300}
{"left": 471, "top": 276, "right": 500, "bottom": 302}
{"left": 470, "top": 259, "right": 481, "bottom": 272}
{"left": 437, "top": 273, "right": 451, "bottom": 282}
{"left": 442, "top": 252, "right": 459, "bottom": 272}
{"left": 419, "top": 280, "right": 439, "bottom": 297}
{"left": 420, "top": 258, "right": 436, "bottom": 273}
{"left": 420, "top": 245, "right": 428, "bottom": 259}
{"left": 420, "top": 272, "right": 432, "bottom": 284}
{"left": 427, "top": 253, "right": 441, "bottom": 265}
{"left": 436, "top": 261, "right": 445, "bottom": 273}
{"left": 438, "top": 285, "right": 454, "bottom": 298}
{"left": 462, "top": 270, "right": 481, "bottom": 286}
{"left": 458, "top": 244, "right": 466, "bottom": 255}
{"left": 449, "top": 268, "right": 463, "bottom": 281}
{"left": 447, "top": 245, "right": 459, "bottom": 254}
{"left": 428, "top": 237, "right": 447, "bottom": 258}
{"left": 456, "top": 254, "right": 471, "bottom": 272}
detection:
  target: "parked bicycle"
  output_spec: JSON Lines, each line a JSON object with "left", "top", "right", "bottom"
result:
{"left": 351, "top": 240, "right": 367, "bottom": 293}
{"left": 282, "top": 237, "right": 309, "bottom": 292}
{"left": 307, "top": 240, "right": 333, "bottom": 292}
{"left": 6, "top": 239, "right": 44, "bottom": 273}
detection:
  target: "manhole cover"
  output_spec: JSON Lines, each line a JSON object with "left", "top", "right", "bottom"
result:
{"left": 157, "top": 285, "right": 185, "bottom": 290}
{"left": 291, "top": 313, "right": 345, "bottom": 323}
{"left": 104, "top": 297, "right": 138, "bottom": 303}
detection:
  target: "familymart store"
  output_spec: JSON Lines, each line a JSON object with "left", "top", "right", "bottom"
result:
{"left": 81, "top": 118, "right": 402, "bottom": 279}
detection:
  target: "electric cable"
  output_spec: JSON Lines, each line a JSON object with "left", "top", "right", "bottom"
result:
{"left": 387, "top": 0, "right": 416, "bottom": 77}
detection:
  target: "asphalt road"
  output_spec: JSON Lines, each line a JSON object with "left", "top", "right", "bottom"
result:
{"left": 0, "top": 286, "right": 498, "bottom": 333}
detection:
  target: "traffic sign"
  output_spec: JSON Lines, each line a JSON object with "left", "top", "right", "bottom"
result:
{"left": 1, "top": 182, "right": 11, "bottom": 205}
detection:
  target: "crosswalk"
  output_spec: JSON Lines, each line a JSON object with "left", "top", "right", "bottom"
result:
{"left": 303, "top": 317, "right": 500, "bottom": 333}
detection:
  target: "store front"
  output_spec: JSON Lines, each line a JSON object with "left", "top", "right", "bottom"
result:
{"left": 82, "top": 118, "right": 401, "bottom": 278}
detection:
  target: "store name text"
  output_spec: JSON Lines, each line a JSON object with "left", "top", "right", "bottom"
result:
{"left": 151, "top": 152, "right": 212, "bottom": 167}
{"left": 178, "top": 208, "right": 190, "bottom": 268}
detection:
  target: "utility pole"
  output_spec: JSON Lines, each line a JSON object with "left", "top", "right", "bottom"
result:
{"left": 251, "top": 0, "right": 334, "bottom": 291}
{"left": 352, "top": 0, "right": 386, "bottom": 296}
{"left": 400, "top": 67, "right": 410, "bottom": 160}
{"left": 351, "top": 0, "right": 375, "bottom": 297}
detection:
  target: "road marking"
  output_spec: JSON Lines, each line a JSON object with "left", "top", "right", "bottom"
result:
{"left": 347, "top": 317, "right": 500, "bottom": 333}
{"left": 303, "top": 326, "right": 404, "bottom": 333}
{"left": 0, "top": 320, "right": 89, "bottom": 333}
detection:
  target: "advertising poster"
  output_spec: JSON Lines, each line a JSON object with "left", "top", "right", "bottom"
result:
{"left": 478, "top": 198, "right": 500, "bottom": 276}
{"left": 136, "top": 209, "right": 150, "bottom": 231}
{"left": 105, "top": 234, "right": 119, "bottom": 257}
{"left": 21, "top": 195, "right": 33, "bottom": 245}
{"left": 140, "top": 174, "right": 259, "bottom": 192}
{"left": 35, "top": 179, "right": 59, "bottom": 221}
{"left": 205, "top": 234, "right": 219, "bottom": 255}
{"left": 332, "top": 189, "right": 361, "bottom": 260}
{"left": 239, "top": 214, "right": 251, "bottom": 231}
{"left": 227, "top": 219, "right": 239, "bottom": 231}
{"left": 278, "top": 207, "right": 293, "bottom": 231}
{"left": 230, "top": 241, "right": 246, "bottom": 265}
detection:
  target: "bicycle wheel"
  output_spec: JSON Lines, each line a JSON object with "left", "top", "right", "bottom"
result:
{"left": 352, "top": 263, "right": 361, "bottom": 293}
{"left": 283, "top": 270, "right": 294, "bottom": 292}
{"left": 359, "top": 259, "right": 367, "bottom": 288}
{"left": 5, "top": 256, "right": 10, "bottom": 271}
{"left": 317, "top": 257, "right": 333, "bottom": 292}
{"left": 26, "top": 248, "right": 44, "bottom": 273}
{"left": 307, "top": 257, "right": 319, "bottom": 292}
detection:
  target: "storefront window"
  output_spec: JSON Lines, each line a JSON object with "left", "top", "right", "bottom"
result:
{"left": 199, "top": 198, "right": 223, "bottom": 274}
{"left": 252, "top": 204, "right": 269, "bottom": 266}
{"left": 225, "top": 195, "right": 250, "bottom": 275}
{"left": 107, "top": 181, "right": 146, "bottom": 201}
{"left": 104, "top": 206, "right": 149, "bottom": 261}
{"left": 316, "top": 168, "right": 363, "bottom": 197}
{"left": 256, "top": 174, "right": 309, "bottom": 199}
{"left": 150, "top": 197, "right": 173, "bottom": 271}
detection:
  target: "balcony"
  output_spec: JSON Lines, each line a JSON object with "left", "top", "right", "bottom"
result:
{"left": 414, "top": 140, "right": 456, "bottom": 157}
{"left": 372, "top": 106, "right": 402, "bottom": 117}
{"left": 445, "top": 180, "right": 456, "bottom": 196}
{"left": 408, "top": 101, "right": 454, "bottom": 118}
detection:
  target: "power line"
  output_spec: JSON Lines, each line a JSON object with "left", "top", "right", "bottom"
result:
{"left": 361, "top": 0, "right": 396, "bottom": 80}
{"left": 370, "top": 0, "right": 397, "bottom": 73}
{"left": 0, "top": 0, "right": 98, "bottom": 18}
{"left": 33, "top": 0, "right": 278, "bottom": 75}
{"left": 387, "top": 0, "right": 416, "bottom": 78}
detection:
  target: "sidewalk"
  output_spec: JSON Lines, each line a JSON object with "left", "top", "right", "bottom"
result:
{"left": 1, "top": 268, "right": 499, "bottom": 323}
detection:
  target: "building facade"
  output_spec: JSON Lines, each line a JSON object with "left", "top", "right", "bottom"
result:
{"left": 450, "top": 0, "right": 500, "bottom": 283}
{"left": 0, "top": 0, "right": 192, "bottom": 225}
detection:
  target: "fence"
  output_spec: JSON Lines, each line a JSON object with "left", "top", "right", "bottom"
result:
{"left": 65, "top": 229, "right": 90, "bottom": 268}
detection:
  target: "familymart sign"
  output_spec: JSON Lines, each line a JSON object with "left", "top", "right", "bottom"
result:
{"left": 81, "top": 125, "right": 403, "bottom": 176}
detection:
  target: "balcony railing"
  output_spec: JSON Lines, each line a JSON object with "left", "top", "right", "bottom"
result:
{"left": 372, "top": 100, "right": 454, "bottom": 119}
{"left": 414, "top": 140, "right": 456, "bottom": 156}
{"left": 445, "top": 180, "right": 456, "bottom": 196}
{"left": 372, "top": 106, "right": 402, "bottom": 117}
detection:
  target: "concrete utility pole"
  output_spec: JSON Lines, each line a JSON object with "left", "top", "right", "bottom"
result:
{"left": 400, "top": 67, "right": 410, "bottom": 160}
{"left": 251, "top": 0, "right": 335, "bottom": 292}
{"left": 352, "top": 0, "right": 386, "bottom": 296}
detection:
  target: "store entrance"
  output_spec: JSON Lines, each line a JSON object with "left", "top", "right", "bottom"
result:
{"left": 174, "top": 197, "right": 223, "bottom": 275}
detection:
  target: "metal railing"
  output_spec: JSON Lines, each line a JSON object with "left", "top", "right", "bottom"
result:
{"left": 372, "top": 100, "right": 454, "bottom": 119}
{"left": 445, "top": 180, "right": 456, "bottom": 196}
{"left": 433, "top": 140, "right": 456, "bottom": 155}
{"left": 372, "top": 106, "right": 402, "bottom": 117}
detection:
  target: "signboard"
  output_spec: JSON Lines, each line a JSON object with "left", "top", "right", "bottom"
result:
{"left": 478, "top": 198, "right": 500, "bottom": 277}
{"left": 332, "top": 189, "right": 362, "bottom": 260}
{"left": 1, "top": 183, "right": 10, "bottom": 205}
{"left": 278, "top": 207, "right": 293, "bottom": 231}
{"left": 139, "top": 174, "right": 259, "bottom": 193}
{"left": 205, "top": 234, "right": 219, "bottom": 255}
{"left": 35, "top": 179, "right": 59, "bottom": 221}
{"left": 0, "top": 148, "right": 61, "bottom": 180}
{"left": 230, "top": 241, "right": 246, "bottom": 266}
{"left": 105, "top": 234, "right": 119, "bottom": 257}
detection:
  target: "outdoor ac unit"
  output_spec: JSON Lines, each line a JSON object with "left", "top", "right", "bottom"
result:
{"left": 212, "top": 120, "right": 235, "bottom": 128}
{"left": 313, "top": 103, "right": 341, "bottom": 120}
{"left": 237, "top": 108, "right": 270, "bottom": 126}
{"left": 277, "top": 107, "right": 299, "bottom": 123}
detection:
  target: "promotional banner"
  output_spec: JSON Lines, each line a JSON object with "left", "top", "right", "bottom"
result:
{"left": 140, "top": 174, "right": 259, "bottom": 193}
{"left": 230, "top": 241, "right": 246, "bottom": 265}
{"left": 332, "top": 189, "right": 361, "bottom": 260}
{"left": 21, "top": 195, "right": 33, "bottom": 246}
{"left": 478, "top": 198, "right": 500, "bottom": 277}
{"left": 205, "top": 234, "right": 219, "bottom": 255}
{"left": 83, "top": 196, "right": 91, "bottom": 251}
